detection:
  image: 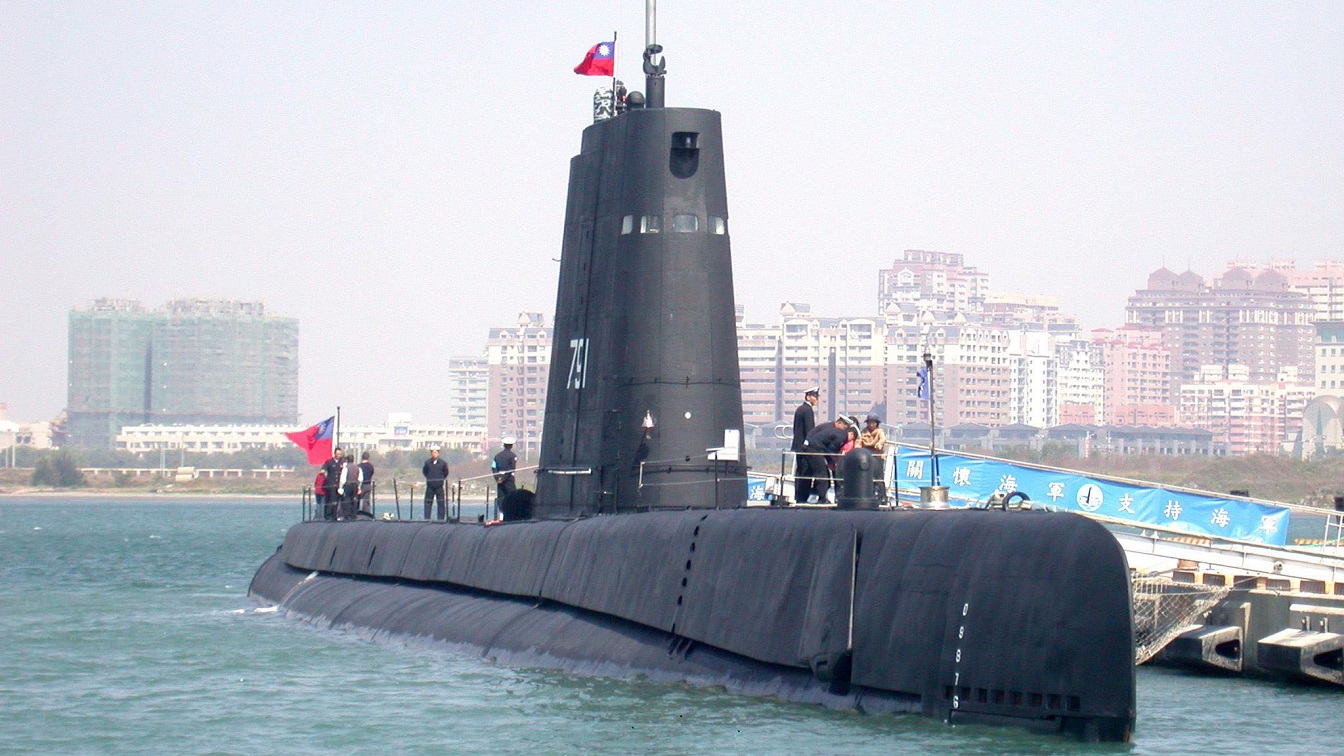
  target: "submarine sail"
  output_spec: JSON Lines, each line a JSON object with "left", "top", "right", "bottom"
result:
{"left": 537, "top": 40, "right": 745, "bottom": 516}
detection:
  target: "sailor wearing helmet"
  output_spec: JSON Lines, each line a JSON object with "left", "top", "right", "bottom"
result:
{"left": 858, "top": 413, "right": 888, "bottom": 501}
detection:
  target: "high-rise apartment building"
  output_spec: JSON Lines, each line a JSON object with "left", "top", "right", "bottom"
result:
{"left": 484, "top": 312, "right": 550, "bottom": 456}
{"left": 1179, "top": 364, "right": 1313, "bottom": 455}
{"left": 1092, "top": 326, "right": 1175, "bottom": 426}
{"left": 877, "top": 250, "right": 990, "bottom": 315}
{"left": 1056, "top": 338, "right": 1105, "bottom": 424}
{"left": 937, "top": 321, "right": 1012, "bottom": 428}
{"left": 1230, "top": 258, "right": 1344, "bottom": 322}
{"left": 737, "top": 304, "right": 899, "bottom": 437}
{"left": 1007, "top": 328, "right": 1058, "bottom": 428}
{"left": 446, "top": 356, "right": 489, "bottom": 428}
{"left": 1125, "top": 266, "right": 1315, "bottom": 390}
{"left": 67, "top": 299, "right": 297, "bottom": 448}
{"left": 1314, "top": 321, "right": 1344, "bottom": 394}
{"left": 737, "top": 306, "right": 785, "bottom": 429}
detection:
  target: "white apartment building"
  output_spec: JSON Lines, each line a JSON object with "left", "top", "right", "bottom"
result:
{"left": 1056, "top": 338, "right": 1105, "bottom": 424}
{"left": 0, "top": 404, "right": 53, "bottom": 451}
{"left": 1178, "top": 364, "right": 1315, "bottom": 455}
{"left": 447, "top": 356, "right": 488, "bottom": 428}
{"left": 1007, "top": 329, "right": 1058, "bottom": 428}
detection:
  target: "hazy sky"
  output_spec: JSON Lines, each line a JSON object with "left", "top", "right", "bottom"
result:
{"left": 4, "top": 1, "right": 1342, "bottom": 425}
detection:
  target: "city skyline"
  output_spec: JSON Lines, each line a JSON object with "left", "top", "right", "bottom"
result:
{"left": 5, "top": 2, "right": 1342, "bottom": 424}
{"left": 13, "top": 251, "right": 1344, "bottom": 432}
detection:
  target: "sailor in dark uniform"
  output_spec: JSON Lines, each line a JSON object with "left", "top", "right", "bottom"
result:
{"left": 791, "top": 387, "right": 819, "bottom": 503}
{"left": 492, "top": 436, "right": 518, "bottom": 503}
{"left": 338, "top": 455, "right": 362, "bottom": 520}
{"left": 357, "top": 451, "right": 375, "bottom": 514}
{"left": 422, "top": 446, "right": 450, "bottom": 519}
{"left": 801, "top": 417, "right": 851, "bottom": 504}
{"left": 320, "top": 448, "right": 344, "bottom": 520}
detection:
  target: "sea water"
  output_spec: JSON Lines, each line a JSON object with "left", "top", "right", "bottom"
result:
{"left": 0, "top": 497, "right": 1337, "bottom": 754}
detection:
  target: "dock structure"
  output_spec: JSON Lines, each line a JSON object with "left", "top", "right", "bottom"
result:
{"left": 1117, "top": 520, "right": 1344, "bottom": 685}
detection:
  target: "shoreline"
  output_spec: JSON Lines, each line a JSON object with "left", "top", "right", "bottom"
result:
{"left": 0, "top": 488, "right": 296, "bottom": 499}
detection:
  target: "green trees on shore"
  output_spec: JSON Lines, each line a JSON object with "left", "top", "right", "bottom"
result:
{"left": 30, "top": 450, "right": 87, "bottom": 488}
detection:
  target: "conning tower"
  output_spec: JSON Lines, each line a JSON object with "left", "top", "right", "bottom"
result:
{"left": 536, "top": 15, "right": 746, "bottom": 516}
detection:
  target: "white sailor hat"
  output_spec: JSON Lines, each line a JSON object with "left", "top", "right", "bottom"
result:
{"left": 502, "top": 436, "right": 516, "bottom": 445}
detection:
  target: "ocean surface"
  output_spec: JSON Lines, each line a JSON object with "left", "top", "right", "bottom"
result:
{"left": 1, "top": 496, "right": 1338, "bottom": 755}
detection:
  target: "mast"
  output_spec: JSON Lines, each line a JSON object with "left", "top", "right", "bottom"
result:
{"left": 643, "top": 0, "right": 665, "bottom": 108}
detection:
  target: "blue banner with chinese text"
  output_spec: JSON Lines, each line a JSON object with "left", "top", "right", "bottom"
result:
{"left": 894, "top": 447, "right": 1290, "bottom": 545}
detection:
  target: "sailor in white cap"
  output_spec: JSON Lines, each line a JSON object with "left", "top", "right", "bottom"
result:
{"left": 492, "top": 436, "right": 519, "bottom": 504}
{"left": 791, "top": 387, "right": 820, "bottom": 502}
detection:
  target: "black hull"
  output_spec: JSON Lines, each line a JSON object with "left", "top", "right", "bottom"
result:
{"left": 249, "top": 508, "right": 1135, "bottom": 741}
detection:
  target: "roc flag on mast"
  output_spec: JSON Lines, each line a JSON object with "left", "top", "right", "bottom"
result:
{"left": 286, "top": 416, "right": 335, "bottom": 465}
{"left": 574, "top": 40, "right": 615, "bottom": 76}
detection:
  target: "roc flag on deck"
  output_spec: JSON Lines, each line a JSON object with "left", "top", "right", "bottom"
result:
{"left": 574, "top": 41, "right": 615, "bottom": 76}
{"left": 286, "top": 416, "right": 335, "bottom": 465}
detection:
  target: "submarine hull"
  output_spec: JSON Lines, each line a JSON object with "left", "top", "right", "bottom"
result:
{"left": 250, "top": 508, "right": 1135, "bottom": 740}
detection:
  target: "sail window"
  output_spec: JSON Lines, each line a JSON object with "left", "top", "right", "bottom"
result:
{"left": 670, "top": 131, "right": 700, "bottom": 178}
{"left": 640, "top": 215, "right": 661, "bottom": 234}
{"left": 709, "top": 217, "right": 726, "bottom": 235}
{"left": 672, "top": 214, "right": 698, "bottom": 232}
{"left": 621, "top": 215, "right": 634, "bottom": 235}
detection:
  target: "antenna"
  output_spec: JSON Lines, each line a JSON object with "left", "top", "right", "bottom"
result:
{"left": 643, "top": 0, "right": 666, "bottom": 108}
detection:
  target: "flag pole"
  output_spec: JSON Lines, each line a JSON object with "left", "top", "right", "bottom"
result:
{"left": 611, "top": 30, "right": 618, "bottom": 115}
{"left": 335, "top": 406, "right": 341, "bottom": 452}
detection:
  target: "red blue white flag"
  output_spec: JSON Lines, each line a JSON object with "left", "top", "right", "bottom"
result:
{"left": 286, "top": 416, "right": 336, "bottom": 465}
{"left": 574, "top": 41, "right": 615, "bottom": 76}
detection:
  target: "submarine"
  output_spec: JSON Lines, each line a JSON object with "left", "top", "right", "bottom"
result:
{"left": 250, "top": 6, "right": 1136, "bottom": 741}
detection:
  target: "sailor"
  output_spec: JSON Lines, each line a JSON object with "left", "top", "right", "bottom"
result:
{"left": 791, "top": 387, "right": 819, "bottom": 503}
{"left": 801, "top": 417, "right": 852, "bottom": 504}
{"left": 858, "top": 414, "right": 888, "bottom": 501}
{"left": 357, "top": 451, "right": 375, "bottom": 514}
{"left": 422, "top": 446, "right": 450, "bottom": 520}
{"left": 338, "top": 454, "right": 362, "bottom": 520}
{"left": 492, "top": 436, "right": 518, "bottom": 504}
{"left": 312, "top": 468, "right": 328, "bottom": 519}
{"left": 320, "top": 448, "right": 344, "bottom": 519}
